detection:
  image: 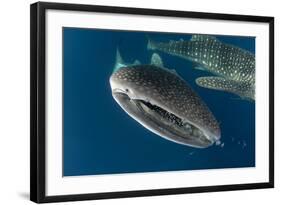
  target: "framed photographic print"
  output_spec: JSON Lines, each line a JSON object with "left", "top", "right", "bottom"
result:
{"left": 30, "top": 1, "right": 274, "bottom": 203}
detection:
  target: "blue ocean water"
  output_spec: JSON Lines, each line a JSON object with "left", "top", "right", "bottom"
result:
{"left": 63, "top": 27, "right": 255, "bottom": 176}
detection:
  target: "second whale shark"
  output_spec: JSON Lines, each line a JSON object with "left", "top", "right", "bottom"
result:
{"left": 110, "top": 50, "right": 221, "bottom": 148}
{"left": 147, "top": 34, "right": 255, "bottom": 100}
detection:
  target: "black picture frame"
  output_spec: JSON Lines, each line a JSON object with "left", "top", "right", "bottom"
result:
{"left": 30, "top": 1, "right": 274, "bottom": 203}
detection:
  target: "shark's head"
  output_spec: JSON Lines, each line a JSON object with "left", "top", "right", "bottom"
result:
{"left": 109, "top": 65, "right": 221, "bottom": 148}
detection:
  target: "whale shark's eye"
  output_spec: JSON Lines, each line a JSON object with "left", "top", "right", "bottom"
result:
{"left": 125, "top": 88, "right": 129, "bottom": 92}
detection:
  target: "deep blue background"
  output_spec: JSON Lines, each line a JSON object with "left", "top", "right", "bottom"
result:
{"left": 63, "top": 28, "right": 255, "bottom": 176}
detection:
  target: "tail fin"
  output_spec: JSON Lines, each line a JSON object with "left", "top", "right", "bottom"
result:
{"left": 147, "top": 35, "right": 156, "bottom": 50}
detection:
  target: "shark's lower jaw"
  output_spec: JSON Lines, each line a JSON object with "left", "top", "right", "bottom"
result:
{"left": 112, "top": 91, "right": 214, "bottom": 148}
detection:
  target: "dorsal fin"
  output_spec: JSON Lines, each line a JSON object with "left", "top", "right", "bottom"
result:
{"left": 113, "top": 48, "right": 126, "bottom": 73}
{"left": 133, "top": 59, "right": 141, "bottom": 65}
{"left": 170, "top": 69, "right": 179, "bottom": 75}
{"left": 168, "top": 69, "right": 185, "bottom": 81}
{"left": 151, "top": 53, "right": 164, "bottom": 67}
{"left": 191, "top": 34, "right": 218, "bottom": 42}
{"left": 116, "top": 47, "right": 123, "bottom": 64}
{"left": 112, "top": 48, "right": 143, "bottom": 73}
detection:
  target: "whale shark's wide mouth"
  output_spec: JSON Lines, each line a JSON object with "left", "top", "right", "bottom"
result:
{"left": 112, "top": 90, "right": 216, "bottom": 148}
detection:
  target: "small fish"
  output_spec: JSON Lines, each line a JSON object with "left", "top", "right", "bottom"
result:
{"left": 110, "top": 50, "right": 221, "bottom": 148}
{"left": 147, "top": 34, "right": 255, "bottom": 100}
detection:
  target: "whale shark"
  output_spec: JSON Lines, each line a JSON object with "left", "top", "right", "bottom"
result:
{"left": 110, "top": 50, "right": 221, "bottom": 148}
{"left": 147, "top": 34, "right": 255, "bottom": 100}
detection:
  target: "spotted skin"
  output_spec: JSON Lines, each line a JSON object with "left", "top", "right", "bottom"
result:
{"left": 196, "top": 77, "right": 254, "bottom": 100}
{"left": 148, "top": 34, "right": 255, "bottom": 100}
{"left": 110, "top": 65, "right": 221, "bottom": 148}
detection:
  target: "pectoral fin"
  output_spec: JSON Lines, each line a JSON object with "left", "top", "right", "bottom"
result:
{"left": 196, "top": 77, "right": 255, "bottom": 100}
